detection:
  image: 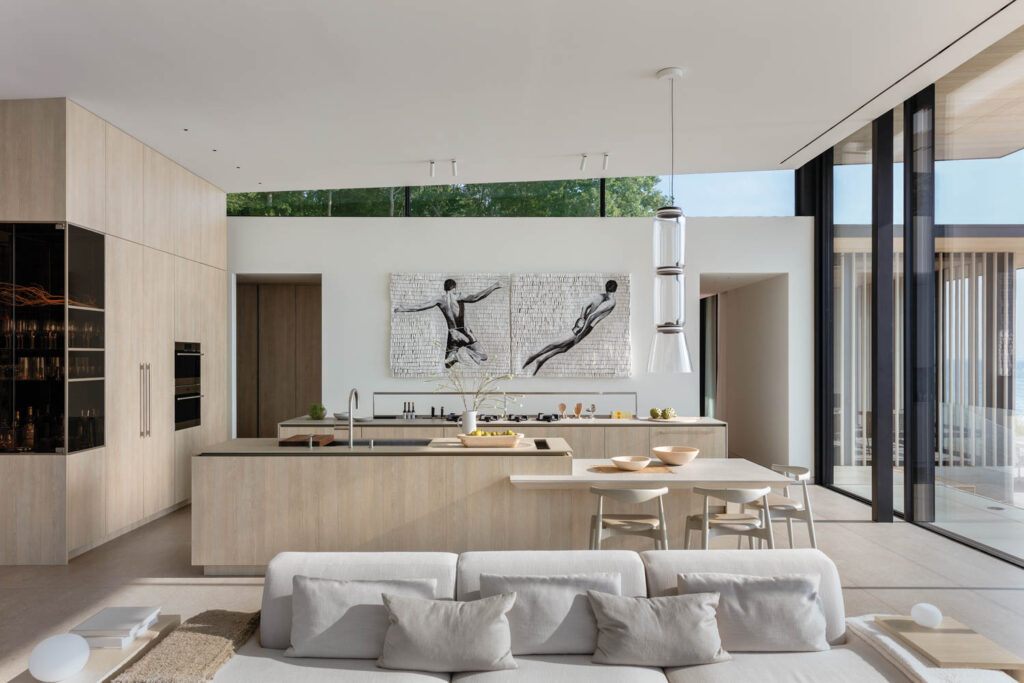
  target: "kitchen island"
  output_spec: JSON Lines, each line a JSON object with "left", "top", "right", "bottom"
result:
{"left": 192, "top": 437, "right": 574, "bottom": 573}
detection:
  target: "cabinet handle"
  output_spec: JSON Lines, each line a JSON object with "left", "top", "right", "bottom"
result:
{"left": 148, "top": 362, "right": 153, "bottom": 438}
{"left": 139, "top": 363, "right": 145, "bottom": 437}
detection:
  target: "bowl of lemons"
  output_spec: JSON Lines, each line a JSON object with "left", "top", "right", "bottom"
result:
{"left": 457, "top": 429, "right": 524, "bottom": 448}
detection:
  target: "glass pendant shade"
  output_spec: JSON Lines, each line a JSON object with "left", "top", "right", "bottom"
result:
{"left": 653, "top": 206, "right": 685, "bottom": 269}
{"left": 647, "top": 327, "right": 692, "bottom": 374}
{"left": 653, "top": 272, "right": 684, "bottom": 327}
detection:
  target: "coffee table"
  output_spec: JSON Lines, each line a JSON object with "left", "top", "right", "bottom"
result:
{"left": 12, "top": 614, "right": 180, "bottom": 683}
{"left": 875, "top": 616, "right": 1024, "bottom": 682}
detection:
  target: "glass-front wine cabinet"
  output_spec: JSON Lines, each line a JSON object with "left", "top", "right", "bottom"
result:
{"left": 0, "top": 223, "right": 104, "bottom": 453}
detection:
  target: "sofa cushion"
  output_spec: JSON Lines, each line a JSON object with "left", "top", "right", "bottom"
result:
{"left": 457, "top": 551, "right": 646, "bottom": 600}
{"left": 663, "top": 629, "right": 911, "bottom": 683}
{"left": 587, "top": 590, "right": 729, "bottom": 668}
{"left": 479, "top": 572, "right": 620, "bottom": 655}
{"left": 212, "top": 636, "right": 450, "bottom": 682}
{"left": 451, "top": 655, "right": 668, "bottom": 682}
{"left": 678, "top": 573, "right": 829, "bottom": 652}
{"left": 285, "top": 576, "right": 438, "bottom": 659}
{"left": 378, "top": 593, "right": 517, "bottom": 673}
{"left": 641, "top": 550, "right": 846, "bottom": 645}
{"left": 260, "top": 552, "right": 458, "bottom": 649}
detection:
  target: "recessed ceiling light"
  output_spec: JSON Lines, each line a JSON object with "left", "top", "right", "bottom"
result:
{"left": 212, "top": 148, "right": 217, "bottom": 152}
{"left": 183, "top": 128, "right": 189, "bottom": 132}
{"left": 236, "top": 166, "right": 240, "bottom": 169}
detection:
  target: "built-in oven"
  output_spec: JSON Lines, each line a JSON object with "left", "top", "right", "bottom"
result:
{"left": 175, "top": 385, "right": 201, "bottom": 430}
{"left": 175, "top": 341, "right": 202, "bottom": 387}
{"left": 175, "top": 342, "right": 201, "bottom": 430}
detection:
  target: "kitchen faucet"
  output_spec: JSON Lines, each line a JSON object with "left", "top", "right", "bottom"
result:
{"left": 348, "top": 388, "right": 359, "bottom": 448}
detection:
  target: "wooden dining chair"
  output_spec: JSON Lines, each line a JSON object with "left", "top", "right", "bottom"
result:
{"left": 742, "top": 465, "right": 817, "bottom": 549}
{"left": 684, "top": 486, "right": 774, "bottom": 550}
{"left": 589, "top": 486, "right": 670, "bottom": 550}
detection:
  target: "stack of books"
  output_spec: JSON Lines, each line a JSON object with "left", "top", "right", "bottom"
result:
{"left": 70, "top": 606, "right": 161, "bottom": 649}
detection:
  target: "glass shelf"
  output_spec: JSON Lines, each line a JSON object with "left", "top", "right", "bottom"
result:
{"left": 0, "top": 223, "right": 104, "bottom": 453}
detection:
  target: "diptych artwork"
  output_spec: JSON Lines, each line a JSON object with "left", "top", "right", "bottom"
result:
{"left": 389, "top": 272, "right": 630, "bottom": 378}
{"left": 511, "top": 273, "right": 631, "bottom": 378}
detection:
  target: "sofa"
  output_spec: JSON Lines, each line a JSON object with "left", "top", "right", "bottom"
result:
{"left": 210, "top": 549, "right": 923, "bottom": 682}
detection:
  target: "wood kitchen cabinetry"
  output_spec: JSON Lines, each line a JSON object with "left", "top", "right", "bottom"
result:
{"left": 0, "top": 97, "right": 228, "bottom": 564}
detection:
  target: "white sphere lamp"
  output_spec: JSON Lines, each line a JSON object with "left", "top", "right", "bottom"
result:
{"left": 910, "top": 602, "right": 943, "bottom": 629}
{"left": 28, "top": 633, "right": 89, "bottom": 682}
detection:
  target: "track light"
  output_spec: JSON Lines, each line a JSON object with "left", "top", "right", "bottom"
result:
{"left": 580, "top": 153, "right": 588, "bottom": 172}
{"left": 603, "top": 153, "right": 610, "bottom": 171}
{"left": 451, "top": 159, "right": 458, "bottom": 177}
{"left": 429, "top": 160, "right": 436, "bottom": 178}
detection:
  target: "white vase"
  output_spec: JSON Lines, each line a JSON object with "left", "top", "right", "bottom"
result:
{"left": 460, "top": 410, "right": 478, "bottom": 434}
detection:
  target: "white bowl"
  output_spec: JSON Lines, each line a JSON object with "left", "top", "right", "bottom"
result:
{"left": 611, "top": 455, "right": 651, "bottom": 471}
{"left": 653, "top": 446, "right": 699, "bottom": 466}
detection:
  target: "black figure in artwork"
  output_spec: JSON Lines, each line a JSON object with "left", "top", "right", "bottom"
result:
{"left": 394, "top": 278, "right": 502, "bottom": 367}
{"left": 523, "top": 279, "right": 618, "bottom": 376}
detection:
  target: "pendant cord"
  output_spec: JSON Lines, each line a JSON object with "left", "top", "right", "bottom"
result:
{"left": 670, "top": 77, "right": 675, "bottom": 206}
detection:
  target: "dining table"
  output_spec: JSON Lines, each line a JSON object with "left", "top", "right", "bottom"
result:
{"left": 509, "top": 457, "right": 794, "bottom": 490}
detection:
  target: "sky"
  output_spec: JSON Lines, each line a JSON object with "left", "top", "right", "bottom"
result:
{"left": 663, "top": 153, "right": 1024, "bottom": 367}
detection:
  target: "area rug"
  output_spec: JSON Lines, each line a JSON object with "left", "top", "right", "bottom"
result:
{"left": 113, "top": 610, "right": 260, "bottom": 683}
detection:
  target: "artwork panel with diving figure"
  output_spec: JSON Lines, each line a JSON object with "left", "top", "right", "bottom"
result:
{"left": 512, "top": 273, "right": 631, "bottom": 377}
{"left": 390, "top": 273, "right": 510, "bottom": 377}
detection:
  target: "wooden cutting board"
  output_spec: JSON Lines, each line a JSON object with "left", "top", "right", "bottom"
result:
{"left": 591, "top": 465, "right": 675, "bottom": 474}
{"left": 279, "top": 434, "right": 335, "bottom": 447}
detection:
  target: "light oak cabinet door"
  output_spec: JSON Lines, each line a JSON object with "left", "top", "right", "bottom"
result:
{"left": 67, "top": 448, "right": 105, "bottom": 554}
{"left": 0, "top": 98, "right": 65, "bottom": 222}
{"left": 201, "top": 184, "right": 227, "bottom": 269}
{"left": 174, "top": 257, "right": 202, "bottom": 343}
{"left": 200, "top": 265, "right": 228, "bottom": 449}
{"left": 104, "top": 236, "right": 144, "bottom": 534}
{"left": 143, "top": 147, "right": 175, "bottom": 252}
{"left": 64, "top": 100, "right": 105, "bottom": 231}
{"left": 104, "top": 124, "right": 144, "bottom": 243}
{"left": 142, "top": 247, "right": 175, "bottom": 515}
{"left": 649, "top": 427, "right": 727, "bottom": 459}
{"left": 605, "top": 426, "right": 651, "bottom": 459}
{"left": 174, "top": 167, "right": 203, "bottom": 263}
{"left": 174, "top": 427, "right": 200, "bottom": 503}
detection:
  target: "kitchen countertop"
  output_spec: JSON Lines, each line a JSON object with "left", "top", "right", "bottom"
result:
{"left": 199, "top": 437, "right": 573, "bottom": 456}
{"left": 280, "top": 415, "right": 726, "bottom": 428}
{"left": 509, "top": 457, "right": 792, "bottom": 489}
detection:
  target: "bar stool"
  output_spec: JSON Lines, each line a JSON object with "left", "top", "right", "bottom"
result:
{"left": 684, "top": 486, "right": 774, "bottom": 550}
{"left": 589, "top": 486, "right": 670, "bottom": 550}
{"left": 742, "top": 465, "right": 817, "bottom": 549}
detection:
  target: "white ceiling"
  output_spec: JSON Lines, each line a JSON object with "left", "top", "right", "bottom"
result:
{"left": 1, "top": 0, "right": 1021, "bottom": 192}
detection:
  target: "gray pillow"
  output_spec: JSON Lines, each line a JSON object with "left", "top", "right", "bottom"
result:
{"left": 587, "top": 590, "right": 730, "bottom": 667}
{"left": 378, "top": 592, "right": 517, "bottom": 672}
{"left": 479, "top": 572, "right": 621, "bottom": 655}
{"left": 284, "top": 575, "right": 437, "bottom": 658}
{"left": 678, "top": 572, "right": 829, "bottom": 652}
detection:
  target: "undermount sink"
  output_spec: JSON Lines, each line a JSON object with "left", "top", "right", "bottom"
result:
{"left": 333, "top": 438, "right": 433, "bottom": 448}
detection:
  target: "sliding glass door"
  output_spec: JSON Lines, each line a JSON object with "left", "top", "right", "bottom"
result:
{"left": 810, "top": 25, "right": 1024, "bottom": 564}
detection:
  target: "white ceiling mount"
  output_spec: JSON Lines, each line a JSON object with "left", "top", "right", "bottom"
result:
{"left": 429, "top": 160, "right": 436, "bottom": 177}
{"left": 579, "top": 153, "right": 588, "bottom": 172}
{"left": 451, "top": 159, "right": 458, "bottom": 177}
{"left": 656, "top": 67, "right": 686, "bottom": 81}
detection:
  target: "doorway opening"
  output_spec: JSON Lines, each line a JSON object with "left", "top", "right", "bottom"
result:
{"left": 700, "top": 273, "right": 789, "bottom": 468}
{"left": 235, "top": 274, "right": 322, "bottom": 437}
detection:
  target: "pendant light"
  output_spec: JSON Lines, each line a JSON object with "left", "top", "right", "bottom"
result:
{"left": 647, "top": 67, "right": 693, "bottom": 374}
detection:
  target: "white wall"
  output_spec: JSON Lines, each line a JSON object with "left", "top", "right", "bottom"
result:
{"left": 228, "top": 215, "right": 815, "bottom": 469}
{"left": 716, "top": 276, "right": 790, "bottom": 469}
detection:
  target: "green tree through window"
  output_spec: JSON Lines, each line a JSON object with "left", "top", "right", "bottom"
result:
{"left": 226, "top": 177, "right": 669, "bottom": 218}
